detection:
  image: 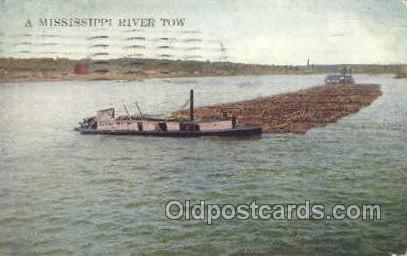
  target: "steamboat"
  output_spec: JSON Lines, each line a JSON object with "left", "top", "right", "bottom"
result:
{"left": 325, "top": 66, "right": 354, "bottom": 84}
{"left": 74, "top": 90, "right": 262, "bottom": 137}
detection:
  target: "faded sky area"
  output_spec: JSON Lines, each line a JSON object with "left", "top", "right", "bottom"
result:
{"left": 0, "top": 0, "right": 406, "bottom": 64}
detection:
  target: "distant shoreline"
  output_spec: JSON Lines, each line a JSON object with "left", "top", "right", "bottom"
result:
{"left": 0, "top": 58, "right": 405, "bottom": 83}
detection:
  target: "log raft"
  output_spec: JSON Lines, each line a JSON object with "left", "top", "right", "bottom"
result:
{"left": 179, "top": 84, "right": 382, "bottom": 134}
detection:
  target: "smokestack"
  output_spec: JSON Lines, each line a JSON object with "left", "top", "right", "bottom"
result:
{"left": 190, "top": 89, "right": 194, "bottom": 121}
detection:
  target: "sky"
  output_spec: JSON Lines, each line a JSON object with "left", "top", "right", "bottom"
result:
{"left": 0, "top": 0, "right": 406, "bottom": 65}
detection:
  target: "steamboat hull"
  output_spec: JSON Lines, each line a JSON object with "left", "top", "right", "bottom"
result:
{"left": 74, "top": 127, "right": 262, "bottom": 137}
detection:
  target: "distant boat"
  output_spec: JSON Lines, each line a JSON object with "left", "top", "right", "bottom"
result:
{"left": 325, "top": 66, "right": 354, "bottom": 84}
{"left": 74, "top": 90, "right": 262, "bottom": 137}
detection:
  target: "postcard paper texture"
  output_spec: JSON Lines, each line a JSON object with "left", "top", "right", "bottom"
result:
{"left": 0, "top": 1, "right": 406, "bottom": 255}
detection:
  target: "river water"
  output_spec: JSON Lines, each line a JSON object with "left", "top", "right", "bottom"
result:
{"left": 0, "top": 75, "right": 406, "bottom": 256}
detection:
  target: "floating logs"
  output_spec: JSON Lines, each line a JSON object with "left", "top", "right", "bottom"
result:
{"left": 178, "top": 84, "right": 382, "bottom": 134}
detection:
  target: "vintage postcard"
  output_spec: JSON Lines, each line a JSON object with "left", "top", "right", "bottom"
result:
{"left": 0, "top": 0, "right": 406, "bottom": 255}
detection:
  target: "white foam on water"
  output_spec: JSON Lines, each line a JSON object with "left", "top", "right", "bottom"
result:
{"left": 392, "top": 250, "right": 407, "bottom": 256}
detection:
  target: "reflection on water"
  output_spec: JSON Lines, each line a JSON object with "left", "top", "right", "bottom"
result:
{"left": 0, "top": 75, "right": 406, "bottom": 255}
